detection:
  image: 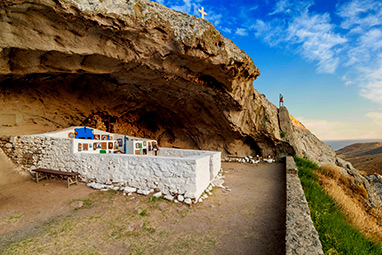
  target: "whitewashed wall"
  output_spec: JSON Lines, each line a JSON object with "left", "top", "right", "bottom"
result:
{"left": 2, "top": 135, "right": 220, "bottom": 199}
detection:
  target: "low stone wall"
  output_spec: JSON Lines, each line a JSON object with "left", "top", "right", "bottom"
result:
{"left": 285, "top": 156, "right": 324, "bottom": 255}
{"left": 159, "top": 148, "right": 221, "bottom": 182}
{"left": 0, "top": 135, "right": 220, "bottom": 199}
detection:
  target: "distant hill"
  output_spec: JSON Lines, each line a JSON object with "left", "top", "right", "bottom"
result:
{"left": 336, "top": 142, "right": 382, "bottom": 175}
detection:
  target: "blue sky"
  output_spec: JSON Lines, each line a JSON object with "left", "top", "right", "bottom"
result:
{"left": 153, "top": 0, "right": 382, "bottom": 140}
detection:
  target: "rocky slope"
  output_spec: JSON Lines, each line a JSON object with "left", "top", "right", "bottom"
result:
{"left": 0, "top": 0, "right": 346, "bottom": 163}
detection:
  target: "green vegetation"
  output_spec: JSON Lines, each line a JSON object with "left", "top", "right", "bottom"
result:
{"left": 280, "top": 130, "right": 287, "bottom": 138}
{"left": 295, "top": 157, "right": 382, "bottom": 254}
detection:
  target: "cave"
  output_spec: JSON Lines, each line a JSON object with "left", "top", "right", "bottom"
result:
{"left": 0, "top": 0, "right": 296, "bottom": 158}
{"left": 0, "top": 71, "right": 245, "bottom": 153}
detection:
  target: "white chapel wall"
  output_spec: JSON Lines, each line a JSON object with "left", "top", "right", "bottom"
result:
{"left": 1, "top": 134, "right": 221, "bottom": 200}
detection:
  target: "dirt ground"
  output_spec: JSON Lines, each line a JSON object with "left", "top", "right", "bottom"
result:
{"left": 0, "top": 162, "right": 286, "bottom": 255}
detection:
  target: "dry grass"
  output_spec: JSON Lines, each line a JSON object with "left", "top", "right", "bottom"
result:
{"left": 319, "top": 177, "right": 382, "bottom": 243}
{"left": 320, "top": 164, "right": 341, "bottom": 180}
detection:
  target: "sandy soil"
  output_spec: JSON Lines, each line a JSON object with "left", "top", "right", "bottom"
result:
{"left": 0, "top": 162, "right": 286, "bottom": 254}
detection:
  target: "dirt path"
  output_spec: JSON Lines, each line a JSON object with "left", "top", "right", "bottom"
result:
{"left": 215, "top": 162, "right": 286, "bottom": 254}
{"left": 0, "top": 162, "right": 286, "bottom": 254}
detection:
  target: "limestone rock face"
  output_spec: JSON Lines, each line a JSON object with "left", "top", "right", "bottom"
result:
{"left": 278, "top": 107, "right": 336, "bottom": 165}
{"left": 0, "top": 0, "right": 326, "bottom": 160}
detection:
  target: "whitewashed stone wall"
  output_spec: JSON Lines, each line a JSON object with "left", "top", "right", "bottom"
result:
{"left": 159, "top": 148, "right": 221, "bottom": 182}
{"left": 0, "top": 135, "right": 220, "bottom": 199}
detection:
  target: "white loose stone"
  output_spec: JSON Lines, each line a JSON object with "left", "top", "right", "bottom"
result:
{"left": 203, "top": 194, "right": 208, "bottom": 199}
{"left": 112, "top": 186, "right": 119, "bottom": 191}
{"left": 164, "top": 194, "right": 174, "bottom": 201}
{"left": 198, "top": 198, "right": 203, "bottom": 203}
{"left": 124, "top": 187, "right": 137, "bottom": 193}
{"left": 137, "top": 189, "right": 150, "bottom": 196}
{"left": 177, "top": 195, "right": 184, "bottom": 202}
{"left": 184, "top": 198, "right": 192, "bottom": 205}
{"left": 127, "top": 192, "right": 133, "bottom": 196}
{"left": 153, "top": 191, "right": 162, "bottom": 198}
{"left": 207, "top": 191, "right": 212, "bottom": 196}
{"left": 174, "top": 199, "right": 179, "bottom": 203}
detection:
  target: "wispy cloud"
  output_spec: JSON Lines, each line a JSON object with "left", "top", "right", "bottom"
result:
{"left": 222, "top": 27, "right": 232, "bottom": 33}
{"left": 235, "top": 28, "right": 248, "bottom": 36}
{"left": 337, "top": 0, "right": 382, "bottom": 32}
{"left": 251, "top": 7, "right": 346, "bottom": 74}
{"left": 359, "top": 62, "right": 382, "bottom": 104}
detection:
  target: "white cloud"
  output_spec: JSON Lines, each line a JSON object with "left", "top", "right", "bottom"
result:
{"left": 269, "top": 0, "right": 289, "bottom": 15}
{"left": 288, "top": 13, "right": 347, "bottom": 73}
{"left": 170, "top": 0, "right": 195, "bottom": 14}
{"left": 155, "top": 0, "right": 165, "bottom": 4}
{"left": 222, "top": 27, "right": 232, "bottom": 33}
{"left": 360, "top": 64, "right": 382, "bottom": 104}
{"left": 235, "top": 28, "right": 248, "bottom": 36}
{"left": 251, "top": 11, "right": 347, "bottom": 73}
{"left": 337, "top": 0, "right": 382, "bottom": 31}
{"left": 269, "top": 0, "right": 313, "bottom": 16}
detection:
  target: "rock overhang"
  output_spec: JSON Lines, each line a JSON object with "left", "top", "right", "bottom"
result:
{"left": 1, "top": 0, "right": 302, "bottom": 158}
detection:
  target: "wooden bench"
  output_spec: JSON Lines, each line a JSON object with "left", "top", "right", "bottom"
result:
{"left": 32, "top": 168, "right": 80, "bottom": 188}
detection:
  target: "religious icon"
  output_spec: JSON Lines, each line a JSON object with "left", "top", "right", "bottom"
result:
{"left": 101, "top": 135, "right": 108, "bottom": 140}
{"left": 143, "top": 141, "right": 147, "bottom": 146}
{"left": 94, "top": 134, "right": 100, "bottom": 140}
{"left": 78, "top": 143, "right": 82, "bottom": 152}
{"left": 114, "top": 141, "right": 119, "bottom": 150}
{"left": 109, "top": 136, "right": 113, "bottom": 140}
{"left": 97, "top": 143, "right": 102, "bottom": 149}
{"left": 108, "top": 142, "right": 113, "bottom": 150}
{"left": 135, "top": 150, "right": 141, "bottom": 155}
{"left": 83, "top": 143, "right": 89, "bottom": 151}
{"left": 136, "top": 143, "right": 140, "bottom": 149}
{"left": 101, "top": 142, "right": 107, "bottom": 150}
{"left": 93, "top": 143, "right": 97, "bottom": 150}
{"left": 117, "top": 138, "right": 123, "bottom": 147}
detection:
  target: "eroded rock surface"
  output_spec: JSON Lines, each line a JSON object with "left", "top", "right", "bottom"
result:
{"left": 0, "top": 0, "right": 330, "bottom": 162}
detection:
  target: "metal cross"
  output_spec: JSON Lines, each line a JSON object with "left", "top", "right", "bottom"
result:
{"left": 198, "top": 7, "right": 207, "bottom": 19}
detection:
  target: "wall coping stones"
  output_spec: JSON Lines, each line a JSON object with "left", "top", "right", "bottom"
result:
{"left": 285, "top": 156, "right": 324, "bottom": 255}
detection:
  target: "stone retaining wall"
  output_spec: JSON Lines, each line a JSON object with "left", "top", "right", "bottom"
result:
{"left": 285, "top": 156, "right": 324, "bottom": 255}
{"left": 0, "top": 135, "right": 220, "bottom": 199}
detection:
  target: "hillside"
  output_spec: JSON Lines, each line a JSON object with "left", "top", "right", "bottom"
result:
{"left": 337, "top": 142, "right": 382, "bottom": 175}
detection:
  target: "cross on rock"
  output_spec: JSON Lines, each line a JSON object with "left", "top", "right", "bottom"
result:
{"left": 198, "top": 7, "right": 207, "bottom": 19}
